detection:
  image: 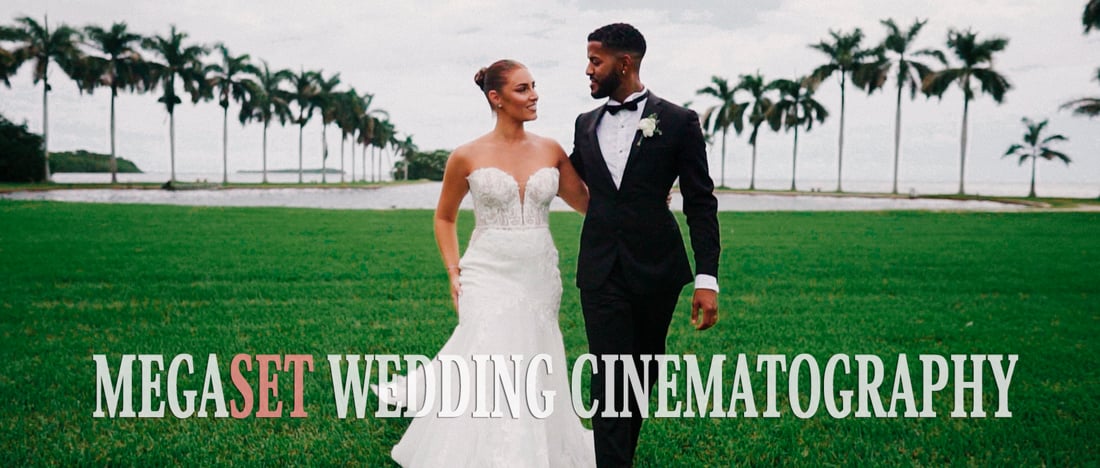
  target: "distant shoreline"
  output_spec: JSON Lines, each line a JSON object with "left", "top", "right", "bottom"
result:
{"left": 237, "top": 169, "right": 344, "bottom": 174}
{"left": 2, "top": 182, "right": 1098, "bottom": 211}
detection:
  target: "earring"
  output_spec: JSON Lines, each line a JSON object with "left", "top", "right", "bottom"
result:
{"left": 497, "top": 103, "right": 503, "bottom": 108}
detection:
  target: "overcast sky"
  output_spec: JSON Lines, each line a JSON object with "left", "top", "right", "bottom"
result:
{"left": 1, "top": 0, "right": 1097, "bottom": 194}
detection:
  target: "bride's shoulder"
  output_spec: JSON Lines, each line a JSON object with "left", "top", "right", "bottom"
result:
{"left": 445, "top": 143, "right": 478, "bottom": 172}
{"left": 449, "top": 137, "right": 497, "bottom": 173}
{"left": 528, "top": 133, "right": 566, "bottom": 154}
{"left": 452, "top": 136, "right": 493, "bottom": 161}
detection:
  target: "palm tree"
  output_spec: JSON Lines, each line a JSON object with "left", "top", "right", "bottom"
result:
{"left": 1003, "top": 118, "right": 1070, "bottom": 198}
{"left": 1061, "top": 68, "right": 1100, "bottom": 118}
{"left": 733, "top": 72, "right": 772, "bottom": 190}
{"left": 333, "top": 88, "right": 366, "bottom": 183}
{"left": 385, "top": 126, "right": 403, "bottom": 180}
{"left": 875, "top": 18, "right": 946, "bottom": 194}
{"left": 243, "top": 60, "right": 292, "bottom": 184}
{"left": 2, "top": 16, "right": 83, "bottom": 182}
{"left": 1, "top": 31, "right": 21, "bottom": 87}
{"left": 357, "top": 115, "right": 374, "bottom": 182}
{"left": 143, "top": 25, "right": 209, "bottom": 183}
{"left": 354, "top": 96, "right": 387, "bottom": 183}
{"left": 372, "top": 118, "right": 396, "bottom": 182}
{"left": 923, "top": 28, "right": 1011, "bottom": 195}
{"left": 765, "top": 77, "right": 829, "bottom": 191}
{"left": 809, "top": 28, "right": 884, "bottom": 192}
{"left": 357, "top": 114, "right": 381, "bottom": 182}
{"left": 395, "top": 134, "right": 418, "bottom": 180}
{"left": 205, "top": 44, "right": 258, "bottom": 185}
{"left": 81, "top": 22, "right": 153, "bottom": 184}
{"left": 1085, "top": 0, "right": 1100, "bottom": 32}
{"left": 695, "top": 76, "right": 745, "bottom": 188}
{"left": 314, "top": 71, "right": 341, "bottom": 184}
{"left": 288, "top": 68, "right": 319, "bottom": 183}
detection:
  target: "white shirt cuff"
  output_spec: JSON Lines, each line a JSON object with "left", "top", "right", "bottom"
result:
{"left": 694, "top": 274, "right": 719, "bottom": 293}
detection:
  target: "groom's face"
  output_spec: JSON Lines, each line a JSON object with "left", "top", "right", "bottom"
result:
{"left": 586, "top": 41, "right": 622, "bottom": 99}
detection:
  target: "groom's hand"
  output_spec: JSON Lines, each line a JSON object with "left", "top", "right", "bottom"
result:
{"left": 691, "top": 289, "right": 718, "bottom": 330}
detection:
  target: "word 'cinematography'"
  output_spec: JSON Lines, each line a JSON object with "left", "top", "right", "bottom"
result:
{"left": 92, "top": 353, "right": 1018, "bottom": 419}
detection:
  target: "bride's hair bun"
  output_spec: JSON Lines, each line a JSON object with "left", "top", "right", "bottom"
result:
{"left": 474, "top": 67, "right": 488, "bottom": 91}
{"left": 475, "top": 59, "right": 525, "bottom": 111}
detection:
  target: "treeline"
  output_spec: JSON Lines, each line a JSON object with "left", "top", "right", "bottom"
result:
{"left": 0, "top": 16, "right": 419, "bottom": 184}
{"left": 694, "top": 5, "right": 1098, "bottom": 196}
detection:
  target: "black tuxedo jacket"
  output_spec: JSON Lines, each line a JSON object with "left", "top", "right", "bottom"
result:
{"left": 569, "top": 93, "right": 720, "bottom": 293}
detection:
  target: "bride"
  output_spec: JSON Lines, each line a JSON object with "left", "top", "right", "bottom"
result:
{"left": 373, "top": 59, "right": 595, "bottom": 467}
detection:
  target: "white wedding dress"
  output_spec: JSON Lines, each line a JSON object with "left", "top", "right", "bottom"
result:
{"left": 376, "top": 166, "right": 596, "bottom": 468}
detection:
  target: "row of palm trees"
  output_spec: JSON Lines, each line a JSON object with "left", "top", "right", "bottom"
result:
{"left": 697, "top": 7, "right": 1098, "bottom": 196}
{"left": 0, "top": 16, "right": 416, "bottom": 184}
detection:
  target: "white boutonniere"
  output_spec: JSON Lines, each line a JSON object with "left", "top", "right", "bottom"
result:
{"left": 637, "top": 113, "right": 661, "bottom": 146}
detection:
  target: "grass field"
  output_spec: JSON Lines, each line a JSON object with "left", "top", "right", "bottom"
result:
{"left": 0, "top": 200, "right": 1097, "bottom": 466}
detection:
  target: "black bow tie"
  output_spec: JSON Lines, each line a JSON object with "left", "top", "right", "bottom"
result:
{"left": 604, "top": 92, "right": 648, "bottom": 115}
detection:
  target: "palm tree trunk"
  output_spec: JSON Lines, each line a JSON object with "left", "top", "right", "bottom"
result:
{"left": 361, "top": 144, "right": 367, "bottom": 182}
{"left": 1029, "top": 154, "right": 1037, "bottom": 198}
{"left": 791, "top": 124, "right": 800, "bottom": 192}
{"left": 43, "top": 73, "right": 50, "bottom": 182}
{"left": 262, "top": 121, "right": 269, "bottom": 184}
{"left": 892, "top": 83, "right": 903, "bottom": 195}
{"left": 169, "top": 110, "right": 176, "bottom": 183}
{"left": 222, "top": 106, "right": 229, "bottom": 185}
{"left": 720, "top": 128, "right": 728, "bottom": 188}
{"left": 321, "top": 124, "right": 328, "bottom": 184}
{"left": 340, "top": 135, "right": 346, "bottom": 184}
{"left": 298, "top": 123, "right": 304, "bottom": 184}
{"left": 750, "top": 139, "right": 757, "bottom": 190}
{"left": 836, "top": 74, "right": 846, "bottom": 193}
{"left": 351, "top": 138, "right": 356, "bottom": 182}
{"left": 958, "top": 96, "right": 970, "bottom": 195}
{"left": 109, "top": 87, "right": 118, "bottom": 184}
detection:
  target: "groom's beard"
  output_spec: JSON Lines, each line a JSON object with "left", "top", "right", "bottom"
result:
{"left": 590, "top": 72, "right": 621, "bottom": 99}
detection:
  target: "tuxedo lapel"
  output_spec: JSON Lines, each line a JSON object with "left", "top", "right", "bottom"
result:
{"left": 620, "top": 95, "right": 663, "bottom": 187}
{"left": 585, "top": 108, "right": 618, "bottom": 190}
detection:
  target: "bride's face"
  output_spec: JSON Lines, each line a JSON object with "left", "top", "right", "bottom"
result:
{"left": 490, "top": 67, "right": 538, "bottom": 122}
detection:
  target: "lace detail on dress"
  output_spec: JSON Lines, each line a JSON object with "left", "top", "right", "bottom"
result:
{"left": 466, "top": 166, "right": 558, "bottom": 230}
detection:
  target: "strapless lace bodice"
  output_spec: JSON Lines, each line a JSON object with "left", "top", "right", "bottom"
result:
{"left": 466, "top": 166, "right": 559, "bottom": 229}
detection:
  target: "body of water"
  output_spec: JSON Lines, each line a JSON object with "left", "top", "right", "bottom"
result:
{"left": 47, "top": 171, "right": 1100, "bottom": 199}
{"left": 51, "top": 171, "right": 385, "bottom": 185}
{"left": 3, "top": 179, "right": 1048, "bottom": 212}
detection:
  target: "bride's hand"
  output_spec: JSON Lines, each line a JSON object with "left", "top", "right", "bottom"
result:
{"left": 448, "top": 268, "right": 462, "bottom": 315}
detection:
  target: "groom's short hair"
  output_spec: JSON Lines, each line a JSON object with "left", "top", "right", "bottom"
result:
{"left": 588, "top": 23, "right": 646, "bottom": 59}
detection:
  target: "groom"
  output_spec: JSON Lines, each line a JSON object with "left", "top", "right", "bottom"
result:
{"left": 570, "top": 23, "right": 721, "bottom": 466}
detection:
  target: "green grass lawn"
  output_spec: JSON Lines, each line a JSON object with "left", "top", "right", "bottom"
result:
{"left": 0, "top": 201, "right": 1096, "bottom": 466}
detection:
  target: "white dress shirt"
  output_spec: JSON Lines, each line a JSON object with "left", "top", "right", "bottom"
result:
{"left": 597, "top": 89, "right": 648, "bottom": 189}
{"left": 595, "top": 88, "right": 720, "bottom": 293}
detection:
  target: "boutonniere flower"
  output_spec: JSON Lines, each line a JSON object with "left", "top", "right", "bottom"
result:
{"left": 637, "top": 113, "right": 661, "bottom": 146}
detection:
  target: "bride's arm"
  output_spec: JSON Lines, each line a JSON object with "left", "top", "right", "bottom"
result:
{"left": 434, "top": 149, "right": 471, "bottom": 313}
{"left": 554, "top": 143, "right": 588, "bottom": 215}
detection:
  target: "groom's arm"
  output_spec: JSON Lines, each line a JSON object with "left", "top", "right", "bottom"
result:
{"left": 568, "top": 114, "right": 587, "bottom": 182}
{"left": 676, "top": 109, "right": 721, "bottom": 281}
{"left": 676, "top": 109, "right": 721, "bottom": 331}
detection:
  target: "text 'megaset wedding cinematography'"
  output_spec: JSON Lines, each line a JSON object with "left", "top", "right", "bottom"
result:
{"left": 92, "top": 353, "right": 1017, "bottom": 420}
